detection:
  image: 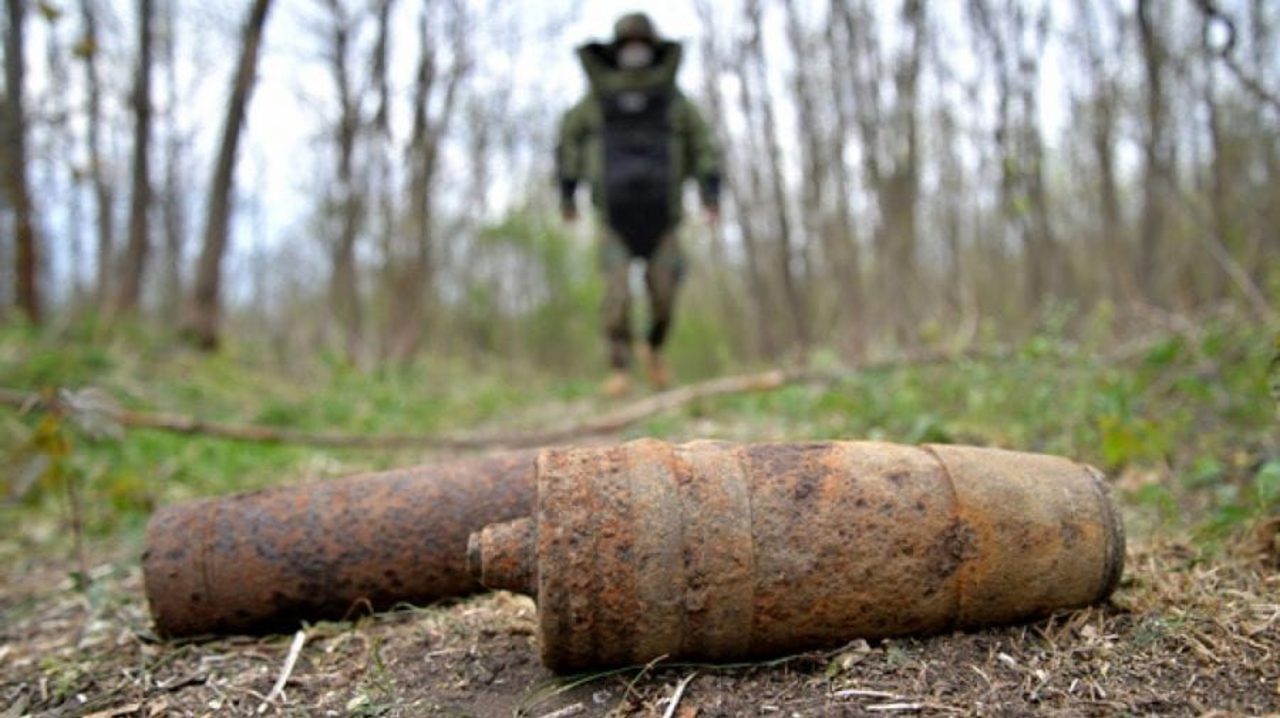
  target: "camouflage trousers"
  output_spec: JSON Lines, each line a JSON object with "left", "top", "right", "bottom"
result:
{"left": 599, "top": 226, "right": 686, "bottom": 370}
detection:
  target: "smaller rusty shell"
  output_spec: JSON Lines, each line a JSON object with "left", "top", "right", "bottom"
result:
{"left": 144, "top": 451, "right": 537, "bottom": 637}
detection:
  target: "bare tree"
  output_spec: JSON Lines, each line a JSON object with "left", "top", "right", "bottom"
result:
{"left": 1193, "top": 7, "right": 1276, "bottom": 322}
{"left": 744, "top": 0, "right": 809, "bottom": 352}
{"left": 1136, "top": 0, "right": 1172, "bottom": 305}
{"left": 696, "top": 0, "right": 781, "bottom": 359}
{"left": 158, "top": 0, "right": 186, "bottom": 324}
{"left": 734, "top": 39, "right": 782, "bottom": 357}
{"left": 692, "top": 0, "right": 747, "bottom": 352}
{"left": 1016, "top": 4, "right": 1059, "bottom": 303}
{"left": 3, "top": 0, "right": 41, "bottom": 323}
{"left": 370, "top": 0, "right": 392, "bottom": 133}
{"left": 885, "top": 0, "right": 924, "bottom": 333}
{"left": 385, "top": 0, "right": 469, "bottom": 363}
{"left": 185, "top": 0, "right": 275, "bottom": 350}
{"left": 970, "top": 0, "right": 1059, "bottom": 309}
{"left": 1075, "top": 0, "right": 1128, "bottom": 302}
{"left": 359, "top": 0, "right": 395, "bottom": 361}
{"left": 318, "top": 0, "right": 365, "bottom": 361}
{"left": 784, "top": 0, "right": 843, "bottom": 347}
{"left": 843, "top": 0, "right": 925, "bottom": 345}
{"left": 76, "top": 0, "right": 115, "bottom": 305}
{"left": 1195, "top": 0, "right": 1279, "bottom": 285}
{"left": 821, "top": 0, "right": 866, "bottom": 355}
{"left": 115, "top": 0, "right": 154, "bottom": 315}
{"left": 41, "top": 3, "right": 83, "bottom": 298}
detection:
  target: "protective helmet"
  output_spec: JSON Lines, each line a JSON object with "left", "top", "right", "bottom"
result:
{"left": 614, "top": 12, "right": 658, "bottom": 44}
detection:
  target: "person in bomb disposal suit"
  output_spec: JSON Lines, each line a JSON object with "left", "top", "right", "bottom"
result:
{"left": 557, "top": 12, "right": 723, "bottom": 397}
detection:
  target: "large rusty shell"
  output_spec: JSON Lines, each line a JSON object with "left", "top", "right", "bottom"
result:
{"left": 144, "top": 451, "right": 536, "bottom": 637}
{"left": 469, "top": 439, "right": 1124, "bottom": 672}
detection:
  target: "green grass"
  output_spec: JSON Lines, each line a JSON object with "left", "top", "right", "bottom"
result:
{"left": 1, "top": 318, "right": 1276, "bottom": 561}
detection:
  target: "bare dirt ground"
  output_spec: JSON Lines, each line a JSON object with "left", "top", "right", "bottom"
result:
{"left": 2, "top": 537, "right": 1278, "bottom": 718}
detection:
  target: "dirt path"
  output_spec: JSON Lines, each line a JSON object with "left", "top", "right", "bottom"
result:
{"left": 2, "top": 542, "right": 1277, "bottom": 718}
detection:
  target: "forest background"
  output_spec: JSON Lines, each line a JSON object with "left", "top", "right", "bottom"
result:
{"left": 1, "top": 0, "right": 1278, "bottom": 714}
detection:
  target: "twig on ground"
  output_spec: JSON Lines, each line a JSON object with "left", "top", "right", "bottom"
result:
{"left": 534, "top": 704, "right": 584, "bottom": 718}
{"left": 833, "top": 689, "right": 901, "bottom": 700}
{"left": 661, "top": 672, "right": 698, "bottom": 718}
{"left": 867, "top": 701, "right": 964, "bottom": 714}
{"left": 619, "top": 653, "right": 675, "bottom": 704}
{"left": 258, "top": 630, "right": 306, "bottom": 713}
{"left": 81, "top": 704, "right": 142, "bottom": 718}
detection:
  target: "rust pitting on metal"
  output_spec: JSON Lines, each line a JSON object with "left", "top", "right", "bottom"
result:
{"left": 143, "top": 451, "right": 537, "bottom": 638}
{"left": 930, "top": 518, "right": 978, "bottom": 579}
{"left": 470, "top": 439, "right": 1127, "bottom": 673}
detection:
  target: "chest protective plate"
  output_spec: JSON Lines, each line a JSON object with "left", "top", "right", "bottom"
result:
{"left": 600, "top": 87, "right": 673, "bottom": 258}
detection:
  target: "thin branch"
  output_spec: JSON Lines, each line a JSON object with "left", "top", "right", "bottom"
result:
{"left": 1194, "top": 0, "right": 1280, "bottom": 113}
{"left": 0, "top": 369, "right": 816, "bottom": 450}
{"left": 0, "top": 335, "right": 1202, "bottom": 451}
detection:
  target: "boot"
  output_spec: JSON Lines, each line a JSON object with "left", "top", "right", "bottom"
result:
{"left": 641, "top": 347, "right": 672, "bottom": 391}
{"left": 601, "top": 370, "right": 631, "bottom": 398}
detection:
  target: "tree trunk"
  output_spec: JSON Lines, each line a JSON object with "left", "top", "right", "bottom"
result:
{"left": 160, "top": 136, "right": 185, "bottom": 324}
{"left": 1247, "top": 0, "right": 1277, "bottom": 278}
{"left": 370, "top": 0, "right": 393, "bottom": 133}
{"left": 159, "top": 0, "right": 185, "bottom": 325}
{"left": 1018, "top": 4, "right": 1058, "bottom": 305}
{"left": 388, "top": 11, "right": 437, "bottom": 364}
{"left": 1136, "top": 0, "right": 1170, "bottom": 305}
{"left": 694, "top": 0, "right": 767, "bottom": 359}
{"left": 846, "top": 0, "right": 924, "bottom": 345}
{"left": 1079, "top": 0, "right": 1126, "bottom": 302}
{"left": 1199, "top": 24, "right": 1272, "bottom": 321}
{"left": 731, "top": 11, "right": 783, "bottom": 359}
{"left": 43, "top": 3, "right": 81, "bottom": 299}
{"left": 880, "top": 0, "right": 924, "bottom": 344}
{"left": 4, "top": 0, "right": 41, "bottom": 324}
{"left": 936, "top": 105, "right": 967, "bottom": 321}
{"left": 363, "top": 0, "right": 395, "bottom": 359}
{"left": 971, "top": 0, "right": 1059, "bottom": 313}
{"left": 184, "top": 0, "right": 274, "bottom": 350}
{"left": 823, "top": 0, "right": 865, "bottom": 356}
{"left": 746, "top": 0, "right": 808, "bottom": 352}
{"left": 321, "top": 0, "right": 363, "bottom": 362}
{"left": 115, "top": 0, "right": 154, "bottom": 315}
{"left": 785, "top": 0, "right": 840, "bottom": 346}
{"left": 387, "top": 3, "right": 466, "bottom": 364}
{"left": 78, "top": 0, "right": 115, "bottom": 306}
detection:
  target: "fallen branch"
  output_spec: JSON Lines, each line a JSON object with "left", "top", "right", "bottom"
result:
{"left": 0, "top": 368, "right": 820, "bottom": 451}
{"left": 0, "top": 331, "right": 1202, "bottom": 451}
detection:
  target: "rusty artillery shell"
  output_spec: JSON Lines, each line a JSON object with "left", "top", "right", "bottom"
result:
{"left": 144, "top": 451, "right": 536, "bottom": 637}
{"left": 469, "top": 439, "right": 1125, "bottom": 672}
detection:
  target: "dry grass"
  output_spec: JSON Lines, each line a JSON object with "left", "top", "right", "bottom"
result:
{"left": 3, "top": 535, "right": 1278, "bottom": 718}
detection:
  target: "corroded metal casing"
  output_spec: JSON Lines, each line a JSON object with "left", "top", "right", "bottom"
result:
{"left": 469, "top": 439, "right": 1125, "bottom": 672}
{"left": 144, "top": 452, "right": 536, "bottom": 637}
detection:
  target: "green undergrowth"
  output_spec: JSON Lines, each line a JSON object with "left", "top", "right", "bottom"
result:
{"left": 0, "top": 318, "right": 1276, "bottom": 566}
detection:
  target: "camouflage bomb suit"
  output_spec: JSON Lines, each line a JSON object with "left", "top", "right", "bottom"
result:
{"left": 556, "top": 37, "right": 722, "bottom": 370}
